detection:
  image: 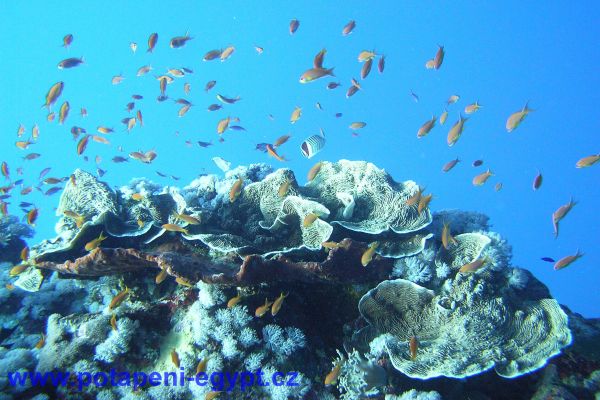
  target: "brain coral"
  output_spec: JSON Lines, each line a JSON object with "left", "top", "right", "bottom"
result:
{"left": 357, "top": 277, "right": 572, "bottom": 379}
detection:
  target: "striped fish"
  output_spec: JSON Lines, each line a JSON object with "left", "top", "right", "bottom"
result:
{"left": 300, "top": 133, "right": 326, "bottom": 159}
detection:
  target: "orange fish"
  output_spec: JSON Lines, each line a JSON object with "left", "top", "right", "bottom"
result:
{"left": 255, "top": 298, "right": 273, "bottom": 317}
{"left": 299, "top": 68, "right": 335, "bottom": 83}
{"left": 9, "top": 263, "right": 29, "bottom": 277}
{"left": 155, "top": 269, "right": 168, "bottom": 285}
{"left": 266, "top": 144, "right": 286, "bottom": 162}
{"left": 441, "top": 222, "right": 457, "bottom": 250}
{"left": 273, "top": 135, "right": 291, "bottom": 148}
{"left": 472, "top": 169, "right": 493, "bottom": 186}
{"left": 324, "top": 359, "right": 344, "bottom": 385}
{"left": 109, "top": 287, "right": 130, "bottom": 310}
{"left": 217, "top": 117, "right": 230, "bottom": 134}
{"left": 418, "top": 194, "right": 432, "bottom": 215}
{"left": 290, "top": 106, "right": 302, "bottom": 124}
{"left": 43, "top": 82, "right": 64, "bottom": 110}
{"left": 409, "top": 336, "right": 418, "bottom": 360}
{"left": 464, "top": 101, "right": 482, "bottom": 114}
{"left": 321, "top": 241, "right": 340, "bottom": 249}
{"left": 506, "top": 102, "right": 533, "bottom": 132}
{"left": 162, "top": 224, "right": 189, "bottom": 235}
{"left": 77, "top": 135, "right": 90, "bottom": 155}
{"left": 229, "top": 178, "right": 243, "bottom": 203}
{"left": 175, "top": 277, "right": 194, "bottom": 287}
{"left": 552, "top": 198, "right": 576, "bottom": 238}
{"left": 417, "top": 116, "right": 436, "bottom": 138}
{"left": 439, "top": 109, "right": 448, "bottom": 125}
{"left": 85, "top": 231, "right": 107, "bottom": 251}
{"left": 58, "top": 101, "right": 70, "bottom": 124}
{"left": 20, "top": 246, "right": 29, "bottom": 261}
{"left": 205, "top": 391, "right": 222, "bottom": 400}
{"left": 171, "top": 349, "right": 180, "bottom": 368}
{"left": 447, "top": 115, "right": 468, "bottom": 146}
{"left": 220, "top": 46, "right": 235, "bottom": 61}
{"left": 554, "top": 250, "right": 583, "bottom": 270}
{"left": 147, "top": 33, "right": 158, "bottom": 53}
{"left": 357, "top": 50, "right": 376, "bottom": 62}
{"left": 575, "top": 154, "right": 600, "bottom": 168}
{"left": 27, "top": 208, "right": 39, "bottom": 226}
{"left": 34, "top": 333, "right": 46, "bottom": 350}
{"left": 92, "top": 135, "right": 110, "bottom": 145}
{"left": 307, "top": 162, "right": 323, "bottom": 182}
{"left": 342, "top": 20, "right": 356, "bottom": 36}
{"left": 406, "top": 187, "right": 423, "bottom": 206}
{"left": 110, "top": 314, "right": 118, "bottom": 331}
{"left": 271, "top": 292, "right": 289, "bottom": 316}
{"left": 196, "top": 356, "right": 211, "bottom": 374}
{"left": 278, "top": 180, "right": 291, "bottom": 198}
{"left": 459, "top": 257, "right": 488, "bottom": 273}
{"left": 303, "top": 213, "right": 319, "bottom": 228}
{"left": 361, "top": 242, "right": 379, "bottom": 267}
{"left": 227, "top": 293, "right": 242, "bottom": 308}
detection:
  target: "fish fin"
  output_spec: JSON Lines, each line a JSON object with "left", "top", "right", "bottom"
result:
{"left": 327, "top": 67, "right": 335, "bottom": 77}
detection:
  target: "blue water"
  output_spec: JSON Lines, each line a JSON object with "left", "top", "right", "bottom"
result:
{"left": 1, "top": 1, "right": 598, "bottom": 317}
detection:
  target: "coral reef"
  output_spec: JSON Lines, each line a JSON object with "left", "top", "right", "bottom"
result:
{"left": 0, "top": 215, "right": 34, "bottom": 264}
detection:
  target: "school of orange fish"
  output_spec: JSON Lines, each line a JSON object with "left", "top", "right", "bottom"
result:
{"left": 0, "top": 19, "right": 598, "bottom": 374}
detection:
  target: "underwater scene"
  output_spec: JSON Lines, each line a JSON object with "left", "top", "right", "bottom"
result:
{"left": 1, "top": 2, "right": 599, "bottom": 399}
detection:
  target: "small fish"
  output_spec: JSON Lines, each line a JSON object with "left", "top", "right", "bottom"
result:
{"left": 147, "top": 33, "right": 158, "bottom": 53}
{"left": 205, "top": 391, "right": 222, "bottom": 400}
{"left": 541, "top": 257, "right": 555, "bottom": 263}
{"left": 300, "top": 134, "right": 326, "bottom": 159}
{"left": 173, "top": 212, "right": 201, "bottom": 225}
{"left": 554, "top": 250, "right": 583, "bottom": 271}
{"left": 110, "top": 314, "right": 118, "bottom": 331}
{"left": 575, "top": 154, "right": 600, "bottom": 168}
{"left": 64, "top": 210, "right": 85, "bottom": 228}
{"left": 111, "top": 74, "right": 125, "bottom": 85}
{"left": 410, "top": 91, "right": 419, "bottom": 103}
{"left": 271, "top": 292, "right": 289, "bottom": 316}
{"left": 289, "top": 19, "right": 300, "bottom": 35}
{"left": 439, "top": 109, "right": 449, "bottom": 125}
{"left": 447, "top": 114, "right": 468, "bottom": 146}
{"left": 23, "top": 153, "right": 41, "bottom": 161}
{"left": 254, "top": 45, "right": 264, "bottom": 54}
{"left": 97, "top": 126, "right": 113, "bottom": 134}
{"left": 378, "top": 55, "right": 385, "bottom": 73}
{"left": 278, "top": 180, "right": 291, "bottom": 197}
{"left": 409, "top": 336, "right": 418, "bottom": 360}
{"left": 43, "top": 81, "right": 64, "bottom": 110}
{"left": 0, "top": 162, "right": 8, "bottom": 180}
{"left": 131, "top": 193, "right": 144, "bottom": 201}
{"left": 346, "top": 84, "right": 359, "bottom": 98}
{"left": 155, "top": 269, "right": 168, "bottom": 284}
{"left": 255, "top": 143, "right": 269, "bottom": 152}
{"left": 20, "top": 246, "right": 29, "bottom": 261}
{"left": 109, "top": 286, "right": 129, "bottom": 310}
{"left": 204, "top": 49, "right": 225, "bottom": 62}
{"left": 178, "top": 104, "right": 192, "bottom": 117}
{"left": 170, "top": 33, "right": 193, "bottom": 48}
{"left": 460, "top": 257, "right": 488, "bottom": 273}
{"left": 433, "top": 45, "right": 444, "bottom": 69}
{"left": 506, "top": 102, "right": 533, "bottom": 132}
{"left": 184, "top": 82, "right": 191, "bottom": 95}
{"left": 112, "top": 156, "right": 128, "bottom": 163}
{"left": 92, "top": 135, "right": 110, "bottom": 145}
{"left": 442, "top": 158, "right": 460, "bottom": 172}
{"left": 62, "top": 34, "right": 73, "bottom": 48}
{"left": 207, "top": 104, "right": 222, "bottom": 112}
{"left": 447, "top": 95, "right": 460, "bottom": 105}
{"left": 34, "top": 333, "right": 46, "bottom": 350}
{"left": 417, "top": 116, "right": 436, "bottom": 138}
{"left": 47, "top": 112, "right": 56, "bottom": 122}
{"left": 533, "top": 171, "right": 543, "bottom": 190}
{"left": 441, "top": 222, "right": 457, "bottom": 250}
{"left": 229, "top": 178, "right": 243, "bottom": 203}
{"left": 425, "top": 59, "right": 435, "bottom": 69}
{"left": 197, "top": 356, "right": 211, "bottom": 374}
{"left": 171, "top": 349, "right": 180, "bottom": 368}
{"left": 220, "top": 46, "right": 235, "bottom": 61}
{"left": 85, "top": 231, "right": 107, "bottom": 251}
{"left": 473, "top": 169, "right": 493, "bottom": 186}
{"left": 321, "top": 241, "right": 340, "bottom": 249}
{"left": 552, "top": 198, "right": 576, "bottom": 238}
{"left": 130, "top": 42, "right": 137, "bottom": 53}
{"left": 494, "top": 182, "right": 503, "bottom": 192}
{"left": 255, "top": 298, "right": 273, "bottom": 317}
{"left": 465, "top": 101, "right": 482, "bottom": 114}
{"left": 361, "top": 242, "right": 379, "bottom": 267}
{"left": 290, "top": 106, "right": 302, "bottom": 124}
{"left": 27, "top": 208, "right": 39, "bottom": 225}
{"left": 342, "top": 20, "right": 356, "bottom": 35}
{"left": 307, "top": 161, "right": 323, "bottom": 182}
{"left": 77, "top": 135, "right": 90, "bottom": 155}
{"left": 9, "top": 263, "right": 29, "bottom": 277}
{"left": 58, "top": 101, "right": 70, "bottom": 124}
{"left": 58, "top": 57, "right": 84, "bottom": 69}
{"left": 406, "top": 187, "right": 423, "bottom": 206}
{"left": 198, "top": 141, "right": 213, "bottom": 148}
{"left": 175, "top": 276, "right": 194, "bottom": 287}
{"left": 325, "top": 360, "right": 344, "bottom": 385}
{"left": 350, "top": 121, "right": 367, "bottom": 130}
{"left": 205, "top": 80, "right": 217, "bottom": 92}
{"left": 163, "top": 224, "right": 189, "bottom": 235}
{"left": 216, "top": 94, "right": 241, "bottom": 104}
{"left": 137, "top": 65, "right": 153, "bottom": 76}
{"left": 361, "top": 58, "right": 373, "bottom": 79}
{"left": 299, "top": 67, "right": 335, "bottom": 83}
{"left": 274, "top": 134, "right": 291, "bottom": 147}
{"left": 227, "top": 293, "right": 242, "bottom": 308}
{"left": 417, "top": 194, "right": 432, "bottom": 215}
{"left": 327, "top": 82, "right": 341, "bottom": 90}
{"left": 303, "top": 213, "right": 319, "bottom": 228}
{"left": 357, "top": 50, "right": 376, "bottom": 62}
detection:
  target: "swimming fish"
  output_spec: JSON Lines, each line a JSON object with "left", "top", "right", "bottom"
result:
{"left": 171, "top": 349, "right": 180, "bottom": 368}
{"left": 197, "top": 356, "right": 211, "bottom": 374}
{"left": 447, "top": 95, "right": 460, "bottom": 105}
{"left": 227, "top": 293, "right": 242, "bottom": 309}
{"left": 203, "top": 49, "right": 222, "bottom": 61}
{"left": 34, "top": 333, "right": 46, "bottom": 350}
{"left": 299, "top": 68, "right": 335, "bottom": 83}
{"left": 552, "top": 198, "right": 576, "bottom": 238}
{"left": 170, "top": 32, "right": 193, "bottom": 48}
{"left": 111, "top": 74, "right": 125, "bottom": 85}
{"left": 278, "top": 180, "right": 291, "bottom": 197}
{"left": 290, "top": 106, "right": 302, "bottom": 124}
{"left": 162, "top": 224, "right": 189, "bottom": 235}
{"left": 506, "top": 102, "right": 533, "bottom": 132}
{"left": 433, "top": 45, "right": 444, "bottom": 69}
{"left": 350, "top": 122, "right": 367, "bottom": 130}
{"left": 63, "top": 210, "right": 85, "bottom": 228}
{"left": 417, "top": 116, "right": 436, "bottom": 138}
{"left": 361, "top": 58, "right": 373, "bottom": 79}
{"left": 442, "top": 158, "right": 460, "bottom": 172}
{"left": 459, "top": 257, "right": 488, "bottom": 273}
{"left": 62, "top": 34, "right": 73, "bottom": 48}
{"left": 85, "top": 231, "right": 107, "bottom": 251}
{"left": 417, "top": 194, "right": 432, "bottom": 215}
{"left": 136, "top": 65, "right": 152, "bottom": 76}
{"left": 409, "top": 336, "right": 418, "bottom": 360}
{"left": 229, "top": 178, "right": 243, "bottom": 203}
{"left": 255, "top": 298, "right": 273, "bottom": 317}
{"left": 130, "top": 42, "right": 137, "bottom": 53}
{"left": 442, "top": 222, "right": 457, "bottom": 250}
{"left": 76, "top": 135, "right": 90, "bottom": 155}
{"left": 289, "top": 19, "right": 300, "bottom": 35}
{"left": 173, "top": 212, "right": 201, "bottom": 225}
{"left": 26, "top": 208, "right": 39, "bottom": 225}
{"left": 307, "top": 161, "right": 323, "bottom": 182}
{"left": 439, "top": 109, "right": 448, "bottom": 125}
{"left": 43, "top": 82, "right": 64, "bottom": 110}
{"left": 266, "top": 144, "right": 286, "bottom": 161}
{"left": 321, "top": 241, "right": 340, "bottom": 250}
{"left": 58, "top": 57, "right": 84, "bottom": 69}
{"left": 220, "top": 46, "right": 235, "bottom": 61}
{"left": 554, "top": 250, "right": 583, "bottom": 271}
{"left": 216, "top": 117, "right": 231, "bottom": 134}
{"left": 274, "top": 134, "right": 291, "bottom": 148}
{"left": 361, "top": 242, "right": 379, "bottom": 267}
{"left": 342, "top": 20, "right": 356, "bottom": 36}
{"left": 472, "top": 160, "right": 483, "bottom": 167}
{"left": 472, "top": 169, "right": 493, "bottom": 186}
{"left": 271, "top": 292, "right": 289, "bottom": 316}
{"left": 358, "top": 50, "right": 377, "bottom": 62}
{"left": 575, "top": 154, "right": 600, "bottom": 168}
{"left": 300, "top": 133, "right": 326, "bottom": 158}
{"left": 447, "top": 115, "right": 468, "bottom": 146}
{"left": 216, "top": 94, "right": 241, "bottom": 104}
{"left": 147, "top": 33, "right": 158, "bottom": 53}
{"left": 303, "top": 213, "right": 319, "bottom": 227}
{"left": 406, "top": 187, "right": 423, "bottom": 206}
{"left": 9, "top": 263, "right": 29, "bottom": 277}
{"left": 378, "top": 55, "right": 385, "bottom": 73}
{"left": 325, "top": 360, "right": 344, "bottom": 385}
{"left": 541, "top": 257, "right": 555, "bottom": 263}
{"left": 176, "top": 277, "right": 194, "bottom": 287}
{"left": 205, "top": 80, "right": 216, "bottom": 92}
{"left": 58, "top": 101, "right": 70, "bottom": 124}
{"left": 109, "top": 287, "right": 129, "bottom": 310}
{"left": 533, "top": 171, "right": 543, "bottom": 190}
{"left": 205, "top": 391, "right": 222, "bottom": 400}
{"left": 494, "top": 182, "right": 503, "bottom": 192}
{"left": 155, "top": 268, "right": 168, "bottom": 284}
{"left": 327, "top": 82, "right": 341, "bottom": 90}
{"left": 465, "top": 101, "right": 482, "bottom": 114}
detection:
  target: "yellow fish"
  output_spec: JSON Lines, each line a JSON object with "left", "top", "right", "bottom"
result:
{"left": 271, "top": 292, "right": 289, "bottom": 316}
{"left": 255, "top": 298, "right": 273, "bottom": 317}
{"left": 85, "top": 231, "right": 107, "bottom": 251}
{"left": 361, "top": 242, "right": 379, "bottom": 267}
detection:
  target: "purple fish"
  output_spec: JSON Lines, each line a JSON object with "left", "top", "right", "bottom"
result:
{"left": 229, "top": 125, "right": 246, "bottom": 131}
{"left": 112, "top": 156, "right": 128, "bottom": 163}
{"left": 255, "top": 143, "right": 270, "bottom": 152}
{"left": 39, "top": 167, "right": 51, "bottom": 180}
{"left": 58, "top": 57, "right": 84, "bottom": 69}
{"left": 156, "top": 171, "right": 168, "bottom": 177}
{"left": 327, "top": 82, "right": 341, "bottom": 90}
{"left": 132, "top": 94, "right": 144, "bottom": 100}
{"left": 45, "top": 187, "right": 62, "bottom": 196}
{"left": 541, "top": 257, "right": 555, "bottom": 263}
{"left": 198, "top": 141, "right": 213, "bottom": 148}
{"left": 207, "top": 104, "right": 222, "bottom": 111}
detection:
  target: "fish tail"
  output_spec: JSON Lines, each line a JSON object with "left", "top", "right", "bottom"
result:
{"left": 327, "top": 67, "right": 335, "bottom": 77}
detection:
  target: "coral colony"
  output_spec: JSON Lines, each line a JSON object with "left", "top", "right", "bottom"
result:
{"left": 1, "top": 160, "right": 599, "bottom": 399}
